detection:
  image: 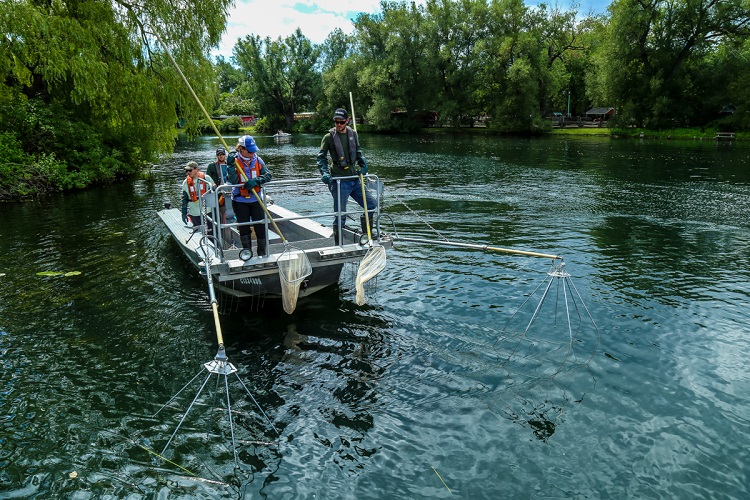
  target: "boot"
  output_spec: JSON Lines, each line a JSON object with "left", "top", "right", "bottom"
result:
{"left": 332, "top": 225, "right": 340, "bottom": 245}
{"left": 240, "top": 234, "right": 252, "bottom": 250}
{"left": 256, "top": 238, "right": 267, "bottom": 257}
{"left": 360, "top": 214, "right": 378, "bottom": 239}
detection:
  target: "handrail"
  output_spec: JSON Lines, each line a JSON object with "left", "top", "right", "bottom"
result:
{"left": 196, "top": 174, "right": 383, "bottom": 260}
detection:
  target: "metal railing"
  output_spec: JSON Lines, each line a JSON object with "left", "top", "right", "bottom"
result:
{"left": 195, "top": 175, "right": 383, "bottom": 257}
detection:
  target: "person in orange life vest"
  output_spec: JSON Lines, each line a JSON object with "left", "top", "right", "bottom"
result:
{"left": 181, "top": 161, "right": 215, "bottom": 229}
{"left": 227, "top": 135, "right": 272, "bottom": 256}
{"left": 316, "top": 108, "right": 377, "bottom": 244}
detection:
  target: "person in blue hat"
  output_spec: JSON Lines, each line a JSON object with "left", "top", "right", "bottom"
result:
{"left": 316, "top": 108, "right": 377, "bottom": 244}
{"left": 227, "top": 135, "right": 272, "bottom": 256}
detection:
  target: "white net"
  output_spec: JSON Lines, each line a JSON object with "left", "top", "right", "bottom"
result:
{"left": 355, "top": 245, "right": 387, "bottom": 305}
{"left": 278, "top": 248, "right": 313, "bottom": 314}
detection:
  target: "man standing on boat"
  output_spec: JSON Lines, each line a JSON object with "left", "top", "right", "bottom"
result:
{"left": 317, "top": 108, "right": 377, "bottom": 244}
{"left": 181, "top": 161, "right": 215, "bottom": 231}
{"left": 227, "top": 135, "right": 272, "bottom": 257}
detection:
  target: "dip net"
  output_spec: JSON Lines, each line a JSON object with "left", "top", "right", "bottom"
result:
{"left": 355, "top": 245, "right": 387, "bottom": 305}
{"left": 278, "top": 246, "right": 312, "bottom": 314}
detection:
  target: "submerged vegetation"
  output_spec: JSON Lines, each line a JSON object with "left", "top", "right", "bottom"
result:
{"left": 1, "top": 0, "right": 749, "bottom": 200}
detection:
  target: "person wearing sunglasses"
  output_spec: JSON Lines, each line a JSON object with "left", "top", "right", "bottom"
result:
{"left": 316, "top": 107, "right": 377, "bottom": 244}
{"left": 180, "top": 161, "right": 215, "bottom": 230}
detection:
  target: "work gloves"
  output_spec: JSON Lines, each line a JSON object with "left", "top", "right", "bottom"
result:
{"left": 243, "top": 178, "right": 261, "bottom": 189}
{"left": 321, "top": 173, "right": 332, "bottom": 185}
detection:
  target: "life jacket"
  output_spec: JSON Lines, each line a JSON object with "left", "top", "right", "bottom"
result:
{"left": 186, "top": 172, "right": 208, "bottom": 202}
{"left": 329, "top": 126, "right": 358, "bottom": 169}
{"left": 234, "top": 155, "right": 262, "bottom": 199}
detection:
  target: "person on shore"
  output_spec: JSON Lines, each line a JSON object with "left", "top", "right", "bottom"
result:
{"left": 227, "top": 135, "right": 272, "bottom": 256}
{"left": 316, "top": 107, "right": 377, "bottom": 244}
{"left": 181, "top": 161, "right": 215, "bottom": 231}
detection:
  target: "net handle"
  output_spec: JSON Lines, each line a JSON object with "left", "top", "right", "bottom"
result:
{"left": 349, "top": 92, "right": 375, "bottom": 243}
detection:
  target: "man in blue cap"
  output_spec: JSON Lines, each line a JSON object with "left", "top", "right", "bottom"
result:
{"left": 317, "top": 108, "right": 377, "bottom": 244}
{"left": 227, "top": 135, "right": 272, "bottom": 256}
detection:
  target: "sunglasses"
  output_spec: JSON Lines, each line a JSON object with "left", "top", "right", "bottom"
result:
{"left": 334, "top": 120, "right": 346, "bottom": 124}
{"left": 217, "top": 153, "right": 226, "bottom": 156}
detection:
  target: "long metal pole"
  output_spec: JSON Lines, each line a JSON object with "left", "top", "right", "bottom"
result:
{"left": 393, "top": 235, "right": 562, "bottom": 261}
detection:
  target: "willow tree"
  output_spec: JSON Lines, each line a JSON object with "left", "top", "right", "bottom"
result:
{"left": 0, "top": 0, "right": 231, "bottom": 199}
{"left": 476, "top": 0, "right": 546, "bottom": 132}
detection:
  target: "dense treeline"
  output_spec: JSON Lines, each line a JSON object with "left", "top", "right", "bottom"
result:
{"left": 231, "top": 0, "right": 750, "bottom": 133}
{"left": 1, "top": 0, "right": 749, "bottom": 200}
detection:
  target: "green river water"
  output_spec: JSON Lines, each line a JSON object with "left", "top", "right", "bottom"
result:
{"left": 1, "top": 133, "right": 749, "bottom": 498}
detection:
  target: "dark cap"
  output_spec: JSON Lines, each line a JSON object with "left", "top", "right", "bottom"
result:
{"left": 216, "top": 147, "right": 226, "bottom": 155}
{"left": 333, "top": 108, "right": 348, "bottom": 121}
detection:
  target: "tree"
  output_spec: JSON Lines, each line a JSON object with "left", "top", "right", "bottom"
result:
{"left": 354, "top": 1, "right": 434, "bottom": 131}
{"left": 0, "top": 0, "right": 232, "bottom": 199}
{"left": 215, "top": 55, "right": 244, "bottom": 93}
{"left": 591, "top": 0, "right": 750, "bottom": 128}
{"left": 477, "top": 0, "right": 546, "bottom": 131}
{"left": 233, "top": 29, "right": 322, "bottom": 129}
{"left": 423, "top": 0, "right": 489, "bottom": 127}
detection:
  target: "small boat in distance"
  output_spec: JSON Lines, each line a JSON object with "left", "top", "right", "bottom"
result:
{"left": 272, "top": 130, "right": 292, "bottom": 143}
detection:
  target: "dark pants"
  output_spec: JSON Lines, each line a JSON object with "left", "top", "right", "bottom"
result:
{"left": 232, "top": 200, "right": 267, "bottom": 255}
{"left": 188, "top": 214, "right": 213, "bottom": 235}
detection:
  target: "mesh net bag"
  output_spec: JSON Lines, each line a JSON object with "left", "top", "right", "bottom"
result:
{"left": 355, "top": 245, "right": 387, "bottom": 305}
{"left": 278, "top": 249, "right": 312, "bottom": 314}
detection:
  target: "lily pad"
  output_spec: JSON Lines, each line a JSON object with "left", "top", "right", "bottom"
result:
{"left": 126, "top": 240, "right": 136, "bottom": 245}
{"left": 37, "top": 271, "right": 64, "bottom": 277}
{"left": 64, "top": 271, "right": 82, "bottom": 277}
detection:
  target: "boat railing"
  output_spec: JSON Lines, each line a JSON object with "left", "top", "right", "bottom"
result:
{"left": 196, "top": 175, "right": 382, "bottom": 256}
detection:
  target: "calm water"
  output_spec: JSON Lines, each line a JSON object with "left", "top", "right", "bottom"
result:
{"left": 2, "top": 134, "right": 750, "bottom": 498}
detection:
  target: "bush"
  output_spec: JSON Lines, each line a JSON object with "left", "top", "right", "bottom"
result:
{"left": 219, "top": 116, "right": 243, "bottom": 133}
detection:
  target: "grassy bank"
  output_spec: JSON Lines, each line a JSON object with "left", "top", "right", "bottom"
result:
{"left": 553, "top": 126, "right": 747, "bottom": 140}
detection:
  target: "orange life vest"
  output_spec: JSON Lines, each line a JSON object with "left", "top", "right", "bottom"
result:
{"left": 186, "top": 172, "right": 208, "bottom": 202}
{"left": 235, "top": 156, "right": 262, "bottom": 198}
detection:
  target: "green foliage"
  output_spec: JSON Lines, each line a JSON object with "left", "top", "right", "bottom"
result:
{"left": 233, "top": 29, "right": 322, "bottom": 129}
{"left": 589, "top": 0, "right": 750, "bottom": 128}
{"left": 216, "top": 91, "right": 255, "bottom": 116}
{"left": 0, "top": 0, "right": 233, "bottom": 201}
{"left": 219, "top": 116, "right": 243, "bottom": 133}
{"left": 254, "top": 116, "right": 286, "bottom": 134}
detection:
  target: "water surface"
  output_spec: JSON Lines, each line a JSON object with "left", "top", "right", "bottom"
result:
{"left": 1, "top": 134, "right": 749, "bottom": 498}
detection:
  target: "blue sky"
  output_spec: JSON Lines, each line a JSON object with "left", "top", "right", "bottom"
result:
{"left": 216, "top": 0, "right": 611, "bottom": 60}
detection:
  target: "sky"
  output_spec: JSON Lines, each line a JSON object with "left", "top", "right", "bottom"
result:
{"left": 214, "top": 0, "right": 611, "bottom": 60}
